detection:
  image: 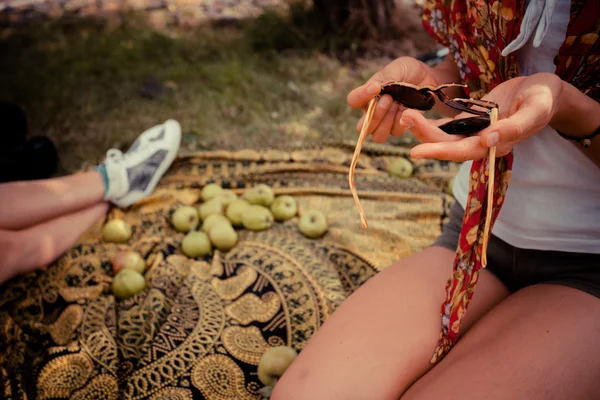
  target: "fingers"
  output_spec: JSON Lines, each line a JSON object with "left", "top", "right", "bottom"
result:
{"left": 478, "top": 103, "right": 550, "bottom": 148}
{"left": 410, "top": 136, "right": 513, "bottom": 162}
{"left": 372, "top": 102, "right": 400, "bottom": 143}
{"left": 348, "top": 57, "right": 433, "bottom": 110}
{"left": 410, "top": 136, "right": 488, "bottom": 162}
{"left": 355, "top": 94, "right": 394, "bottom": 136}
{"left": 347, "top": 72, "right": 384, "bottom": 110}
{"left": 391, "top": 105, "right": 407, "bottom": 137}
{"left": 399, "top": 109, "right": 463, "bottom": 144}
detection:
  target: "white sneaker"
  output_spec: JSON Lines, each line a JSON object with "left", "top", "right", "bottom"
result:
{"left": 102, "top": 119, "right": 181, "bottom": 208}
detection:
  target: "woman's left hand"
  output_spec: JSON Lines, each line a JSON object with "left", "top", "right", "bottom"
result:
{"left": 401, "top": 72, "right": 565, "bottom": 162}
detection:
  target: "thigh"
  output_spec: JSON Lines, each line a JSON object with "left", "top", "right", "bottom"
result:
{"left": 272, "top": 246, "right": 509, "bottom": 400}
{"left": 402, "top": 283, "right": 600, "bottom": 400}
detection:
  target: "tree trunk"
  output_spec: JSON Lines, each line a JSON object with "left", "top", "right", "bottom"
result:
{"left": 312, "top": 0, "right": 396, "bottom": 39}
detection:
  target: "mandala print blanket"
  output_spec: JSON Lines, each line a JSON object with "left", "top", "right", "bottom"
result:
{"left": 421, "top": 0, "right": 600, "bottom": 362}
{"left": 0, "top": 142, "right": 457, "bottom": 399}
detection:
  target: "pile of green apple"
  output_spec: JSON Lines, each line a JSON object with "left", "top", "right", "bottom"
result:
{"left": 171, "top": 183, "right": 329, "bottom": 259}
{"left": 100, "top": 218, "right": 148, "bottom": 300}
{"left": 111, "top": 250, "right": 148, "bottom": 300}
{"left": 100, "top": 183, "right": 329, "bottom": 300}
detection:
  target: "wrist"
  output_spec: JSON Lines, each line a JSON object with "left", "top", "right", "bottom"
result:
{"left": 550, "top": 79, "right": 600, "bottom": 141}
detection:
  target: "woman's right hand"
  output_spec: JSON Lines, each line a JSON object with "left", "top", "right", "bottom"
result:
{"left": 347, "top": 56, "right": 448, "bottom": 144}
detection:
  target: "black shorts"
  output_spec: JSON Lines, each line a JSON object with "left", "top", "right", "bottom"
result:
{"left": 433, "top": 202, "right": 600, "bottom": 298}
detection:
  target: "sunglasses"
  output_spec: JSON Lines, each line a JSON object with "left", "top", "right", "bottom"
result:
{"left": 379, "top": 82, "right": 497, "bottom": 135}
{"left": 349, "top": 82, "right": 500, "bottom": 230}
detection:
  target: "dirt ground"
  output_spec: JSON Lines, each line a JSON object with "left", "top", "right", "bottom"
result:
{"left": 0, "top": 1, "right": 437, "bottom": 174}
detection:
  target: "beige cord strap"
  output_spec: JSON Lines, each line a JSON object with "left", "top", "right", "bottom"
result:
{"left": 349, "top": 97, "right": 379, "bottom": 229}
{"left": 481, "top": 107, "right": 498, "bottom": 268}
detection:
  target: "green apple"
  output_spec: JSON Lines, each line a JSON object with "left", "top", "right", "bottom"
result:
{"left": 209, "top": 224, "right": 238, "bottom": 251}
{"left": 298, "top": 210, "right": 328, "bottom": 239}
{"left": 242, "top": 205, "right": 274, "bottom": 231}
{"left": 216, "top": 189, "right": 238, "bottom": 207}
{"left": 446, "top": 176, "right": 455, "bottom": 195}
{"left": 257, "top": 346, "right": 298, "bottom": 387}
{"left": 270, "top": 195, "right": 297, "bottom": 222}
{"left": 181, "top": 231, "right": 212, "bottom": 258}
{"left": 202, "top": 214, "right": 231, "bottom": 233}
{"left": 226, "top": 199, "right": 251, "bottom": 226}
{"left": 198, "top": 198, "right": 224, "bottom": 220}
{"left": 243, "top": 184, "right": 275, "bottom": 206}
{"left": 112, "top": 269, "right": 146, "bottom": 300}
{"left": 112, "top": 251, "right": 146, "bottom": 275}
{"left": 102, "top": 219, "right": 132, "bottom": 243}
{"left": 387, "top": 157, "right": 414, "bottom": 178}
{"left": 171, "top": 205, "right": 200, "bottom": 233}
{"left": 201, "top": 183, "right": 223, "bottom": 201}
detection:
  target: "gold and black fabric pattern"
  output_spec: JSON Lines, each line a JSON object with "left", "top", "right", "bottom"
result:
{"left": 0, "top": 141, "right": 457, "bottom": 399}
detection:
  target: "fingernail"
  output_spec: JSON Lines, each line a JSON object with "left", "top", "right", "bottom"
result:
{"left": 367, "top": 83, "right": 380, "bottom": 95}
{"left": 400, "top": 117, "right": 414, "bottom": 129}
{"left": 410, "top": 148, "right": 423, "bottom": 158}
{"left": 487, "top": 132, "right": 499, "bottom": 147}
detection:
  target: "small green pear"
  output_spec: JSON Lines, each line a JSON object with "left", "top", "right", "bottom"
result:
{"left": 181, "top": 231, "right": 212, "bottom": 258}
{"left": 209, "top": 224, "right": 238, "bottom": 251}
{"left": 102, "top": 219, "right": 132, "bottom": 243}
{"left": 198, "top": 198, "right": 224, "bottom": 220}
{"left": 112, "top": 269, "right": 147, "bottom": 300}
{"left": 112, "top": 251, "right": 146, "bottom": 275}
{"left": 270, "top": 195, "right": 298, "bottom": 222}
{"left": 446, "top": 176, "right": 455, "bottom": 195}
{"left": 257, "top": 346, "right": 298, "bottom": 387}
{"left": 226, "top": 199, "right": 251, "bottom": 226}
{"left": 242, "top": 205, "right": 274, "bottom": 231}
{"left": 243, "top": 184, "right": 275, "bottom": 207}
{"left": 202, "top": 214, "right": 231, "bottom": 233}
{"left": 387, "top": 157, "right": 414, "bottom": 178}
{"left": 171, "top": 205, "right": 200, "bottom": 233}
{"left": 201, "top": 183, "right": 223, "bottom": 201}
{"left": 298, "top": 210, "right": 328, "bottom": 239}
{"left": 216, "top": 189, "right": 238, "bottom": 207}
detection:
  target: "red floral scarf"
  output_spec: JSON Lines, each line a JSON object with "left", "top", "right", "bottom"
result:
{"left": 421, "top": 0, "right": 600, "bottom": 363}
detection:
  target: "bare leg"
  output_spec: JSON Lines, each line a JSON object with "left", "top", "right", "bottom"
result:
{"left": 0, "top": 171, "right": 105, "bottom": 230}
{"left": 272, "top": 246, "right": 510, "bottom": 400}
{"left": 0, "top": 202, "right": 108, "bottom": 284}
{"left": 402, "top": 284, "right": 600, "bottom": 400}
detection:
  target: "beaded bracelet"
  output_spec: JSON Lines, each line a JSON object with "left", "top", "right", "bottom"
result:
{"left": 557, "top": 125, "right": 600, "bottom": 148}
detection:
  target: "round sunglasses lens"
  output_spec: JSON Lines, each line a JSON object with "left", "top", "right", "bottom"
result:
{"left": 439, "top": 117, "right": 490, "bottom": 135}
{"left": 380, "top": 85, "right": 434, "bottom": 111}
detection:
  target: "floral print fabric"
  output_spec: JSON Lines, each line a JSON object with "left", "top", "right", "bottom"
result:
{"left": 421, "top": 0, "right": 600, "bottom": 363}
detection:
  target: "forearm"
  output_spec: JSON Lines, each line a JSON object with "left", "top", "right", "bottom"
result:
{"left": 550, "top": 81, "right": 600, "bottom": 168}
{"left": 428, "top": 54, "right": 467, "bottom": 117}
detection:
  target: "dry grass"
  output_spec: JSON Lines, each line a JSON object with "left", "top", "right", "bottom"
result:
{"left": 0, "top": 10, "right": 435, "bottom": 174}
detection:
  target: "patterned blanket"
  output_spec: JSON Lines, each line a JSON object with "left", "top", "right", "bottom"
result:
{"left": 0, "top": 141, "right": 457, "bottom": 399}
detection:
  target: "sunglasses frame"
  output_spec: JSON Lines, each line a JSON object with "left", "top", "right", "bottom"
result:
{"left": 349, "top": 82, "right": 501, "bottom": 230}
{"left": 378, "top": 82, "right": 498, "bottom": 134}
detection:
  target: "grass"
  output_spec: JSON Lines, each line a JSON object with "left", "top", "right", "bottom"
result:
{"left": 0, "top": 9, "right": 435, "bottom": 174}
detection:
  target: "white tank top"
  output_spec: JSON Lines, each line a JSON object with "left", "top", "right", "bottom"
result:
{"left": 452, "top": 0, "right": 600, "bottom": 253}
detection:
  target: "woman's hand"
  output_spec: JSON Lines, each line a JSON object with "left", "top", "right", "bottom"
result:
{"left": 404, "top": 72, "right": 565, "bottom": 162}
{"left": 347, "top": 56, "right": 463, "bottom": 144}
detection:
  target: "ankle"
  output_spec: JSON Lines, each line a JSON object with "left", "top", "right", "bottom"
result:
{"left": 95, "top": 164, "right": 110, "bottom": 195}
